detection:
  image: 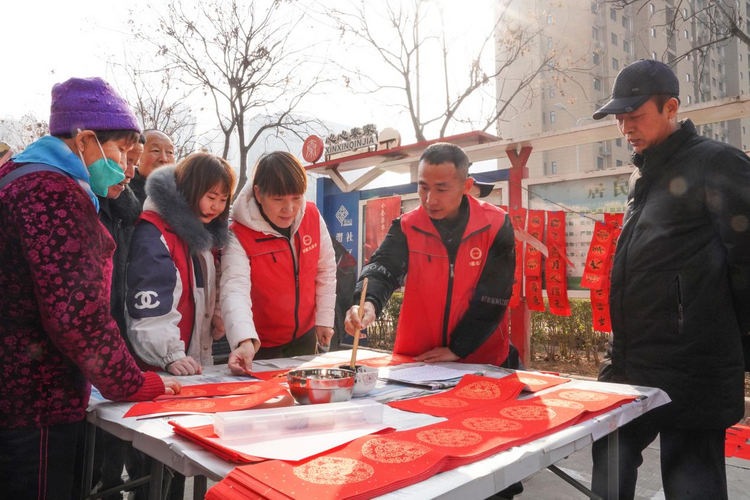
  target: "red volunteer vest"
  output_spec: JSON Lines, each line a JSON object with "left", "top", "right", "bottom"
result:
{"left": 138, "top": 210, "right": 195, "bottom": 370}
{"left": 231, "top": 202, "right": 321, "bottom": 347}
{"left": 395, "top": 197, "right": 510, "bottom": 366}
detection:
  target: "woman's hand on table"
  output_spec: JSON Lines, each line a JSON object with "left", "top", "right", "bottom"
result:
{"left": 160, "top": 375, "right": 182, "bottom": 395}
{"left": 344, "top": 302, "right": 376, "bottom": 339}
{"left": 166, "top": 356, "right": 203, "bottom": 376}
{"left": 228, "top": 339, "right": 257, "bottom": 375}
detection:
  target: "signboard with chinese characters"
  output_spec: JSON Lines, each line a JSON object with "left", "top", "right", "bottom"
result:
{"left": 324, "top": 191, "right": 360, "bottom": 259}
{"left": 325, "top": 124, "right": 379, "bottom": 161}
{"left": 525, "top": 167, "right": 633, "bottom": 291}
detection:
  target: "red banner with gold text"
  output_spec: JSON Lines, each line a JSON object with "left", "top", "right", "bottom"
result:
{"left": 365, "top": 196, "right": 401, "bottom": 264}
{"left": 545, "top": 211, "right": 571, "bottom": 316}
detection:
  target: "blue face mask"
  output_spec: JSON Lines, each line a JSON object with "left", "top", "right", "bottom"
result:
{"left": 78, "top": 133, "right": 126, "bottom": 197}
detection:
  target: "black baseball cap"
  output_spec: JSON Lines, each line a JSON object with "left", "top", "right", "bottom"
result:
{"left": 593, "top": 59, "right": 680, "bottom": 120}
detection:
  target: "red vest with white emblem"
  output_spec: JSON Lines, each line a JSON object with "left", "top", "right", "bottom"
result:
{"left": 231, "top": 202, "right": 321, "bottom": 347}
{"left": 395, "top": 197, "right": 509, "bottom": 366}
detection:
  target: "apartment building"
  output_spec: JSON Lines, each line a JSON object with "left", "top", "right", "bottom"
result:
{"left": 496, "top": 0, "right": 750, "bottom": 178}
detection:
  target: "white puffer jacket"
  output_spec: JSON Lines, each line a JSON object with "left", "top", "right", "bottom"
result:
{"left": 220, "top": 182, "right": 336, "bottom": 350}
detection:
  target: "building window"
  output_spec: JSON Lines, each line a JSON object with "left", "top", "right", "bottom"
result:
{"left": 594, "top": 78, "right": 602, "bottom": 91}
{"left": 542, "top": 112, "right": 546, "bottom": 124}
{"left": 610, "top": 8, "right": 617, "bottom": 21}
{"left": 550, "top": 111, "right": 556, "bottom": 123}
{"left": 616, "top": 160, "right": 623, "bottom": 166}
{"left": 743, "top": 126, "right": 746, "bottom": 134}
{"left": 597, "top": 157, "right": 605, "bottom": 169}
{"left": 651, "top": 27, "right": 657, "bottom": 37}
{"left": 719, "top": 81, "right": 724, "bottom": 92}
{"left": 684, "top": 29, "right": 689, "bottom": 40}
{"left": 611, "top": 33, "right": 618, "bottom": 45}
{"left": 713, "top": 77, "right": 717, "bottom": 86}
{"left": 591, "top": 2, "right": 598, "bottom": 13}
{"left": 615, "top": 138, "right": 622, "bottom": 147}
{"left": 623, "top": 40, "right": 630, "bottom": 53}
{"left": 712, "top": 59, "right": 716, "bottom": 68}
{"left": 718, "top": 63, "right": 724, "bottom": 73}
{"left": 622, "top": 16, "right": 629, "bottom": 29}
{"left": 612, "top": 57, "right": 619, "bottom": 70}
{"left": 652, "top": 51, "right": 658, "bottom": 60}
{"left": 687, "top": 95, "right": 693, "bottom": 104}
{"left": 547, "top": 13, "right": 553, "bottom": 24}
{"left": 593, "top": 27, "right": 600, "bottom": 40}
{"left": 649, "top": 3, "right": 655, "bottom": 14}
{"left": 684, "top": 8, "right": 689, "bottom": 18}
{"left": 686, "top": 73, "right": 691, "bottom": 83}
{"left": 549, "top": 86, "right": 555, "bottom": 98}
{"left": 551, "top": 161, "right": 557, "bottom": 174}
{"left": 593, "top": 52, "right": 601, "bottom": 65}
{"left": 548, "top": 37, "right": 553, "bottom": 49}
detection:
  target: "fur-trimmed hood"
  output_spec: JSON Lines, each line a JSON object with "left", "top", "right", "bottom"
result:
{"left": 144, "top": 166, "right": 228, "bottom": 253}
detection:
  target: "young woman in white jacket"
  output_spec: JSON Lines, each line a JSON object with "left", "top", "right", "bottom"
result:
{"left": 221, "top": 151, "right": 336, "bottom": 374}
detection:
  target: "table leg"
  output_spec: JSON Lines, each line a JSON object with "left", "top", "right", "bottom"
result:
{"left": 149, "top": 459, "right": 164, "bottom": 500}
{"left": 607, "top": 429, "right": 619, "bottom": 500}
{"left": 80, "top": 422, "right": 96, "bottom": 500}
{"left": 547, "top": 465, "right": 605, "bottom": 500}
{"left": 194, "top": 476, "right": 208, "bottom": 500}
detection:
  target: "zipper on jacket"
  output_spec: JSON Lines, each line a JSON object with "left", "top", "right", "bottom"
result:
{"left": 676, "top": 275, "right": 683, "bottom": 332}
{"left": 442, "top": 262, "right": 455, "bottom": 346}
{"left": 286, "top": 236, "right": 301, "bottom": 340}
{"left": 413, "top": 224, "right": 491, "bottom": 348}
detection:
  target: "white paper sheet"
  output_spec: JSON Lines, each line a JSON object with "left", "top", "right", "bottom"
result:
{"left": 205, "top": 423, "right": 389, "bottom": 461}
{"left": 380, "top": 365, "right": 482, "bottom": 383}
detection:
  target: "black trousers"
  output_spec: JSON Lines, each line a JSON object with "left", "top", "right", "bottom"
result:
{"left": 591, "top": 410, "right": 728, "bottom": 500}
{"left": 0, "top": 420, "right": 84, "bottom": 500}
{"left": 254, "top": 327, "right": 317, "bottom": 360}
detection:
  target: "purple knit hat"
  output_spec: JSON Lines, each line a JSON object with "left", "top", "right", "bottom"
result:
{"left": 49, "top": 77, "right": 141, "bottom": 136}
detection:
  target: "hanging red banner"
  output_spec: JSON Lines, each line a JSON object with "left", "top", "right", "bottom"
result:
{"left": 508, "top": 208, "right": 527, "bottom": 309}
{"left": 581, "top": 221, "right": 615, "bottom": 290}
{"left": 364, "top": 196, "right": 401, "bottom": 264}
{"left": 524, "top": 210, "right": 545, "bottom": 277}
{"left": 589, "top": 212, "right": 625, "bottom": 333}
{"left": 545, "top": 211, "right": 571, "bottom": 316}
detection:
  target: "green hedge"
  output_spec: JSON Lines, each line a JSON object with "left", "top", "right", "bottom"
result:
{"left": 367, "top": 292, "right": 402, "bottom": 350}
{"left": 529, "top": 299, "right": 608, "bottom": 363}
{"left": 367, "top": 294, "right": 607, "bottom": 364}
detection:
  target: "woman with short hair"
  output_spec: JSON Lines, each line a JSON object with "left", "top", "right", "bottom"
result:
{"left": 221, "top": 151, "right": 336, "bottom": 373}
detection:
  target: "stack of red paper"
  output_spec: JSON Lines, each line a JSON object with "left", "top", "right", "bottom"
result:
{"left": 207, "top": 383, "right": 635, "bottom": 500}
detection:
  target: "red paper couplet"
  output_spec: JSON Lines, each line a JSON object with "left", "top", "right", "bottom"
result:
{"left": 508, "top": 208, "right": 527, "bottom": 309}
{"left": 388, "top": 375, "right": 526, "bottom": 418}
{"left": 124, "top": 381, "right": 288, "bottom": 418}
{"left": 504, "top": 371, "right": 571, "bottom": 393}
{"left": 581, "top": 221, "right": 615, "bottom": 290}
{"left": 208, "top": 388, "right": 637, "bottom": 500}
{"left": 524, "top": 210, "right": 546, "bottom": 312}
{"left": 586, "top": 212, "right": 625, "bottom": 333}
{"left": 154, "top": 381, "right": 271, "bottom": 401}
{"left": 545, "top": 211, "right": 571, "bottom": 316}
{"left": 364, "top": 196, "right": 401, "bottom": 264}
{"left": 524, "top": 210, "right": 545, "bottom": 278}
{"left": 170, "top": 421, "right": 264, "bottom": 463}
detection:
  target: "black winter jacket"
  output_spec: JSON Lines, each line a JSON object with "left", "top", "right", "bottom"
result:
{"left": 98, "top": 186, "right": 142, "bottom": 354}
{"left": 607, "top": 119, "right": 750, "bottom": 429}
